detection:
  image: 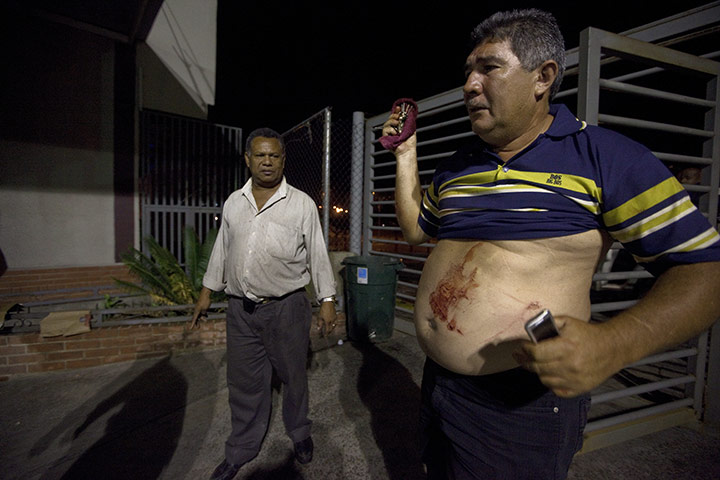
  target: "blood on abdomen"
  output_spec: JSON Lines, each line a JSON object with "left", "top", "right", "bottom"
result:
{"left": 428, "top": 244, "right": 482, "bottom": 335}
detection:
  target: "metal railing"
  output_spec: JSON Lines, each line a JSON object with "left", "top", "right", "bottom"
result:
{"left": 139, "top": 110, "right": 243, "bottom": 261}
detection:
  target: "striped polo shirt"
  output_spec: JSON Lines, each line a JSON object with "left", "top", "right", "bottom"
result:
{"left": 418, "top": 104, "right": 720, "bottom": 275}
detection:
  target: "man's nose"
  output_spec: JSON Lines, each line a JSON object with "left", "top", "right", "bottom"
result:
{"left": 463, "top": 72, "right": 483, "bottom": 97}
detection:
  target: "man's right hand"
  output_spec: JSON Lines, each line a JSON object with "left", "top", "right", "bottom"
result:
{"left": 384, "top": 106, "right": 428, "bottom": 245}
{"left": 189, "top": 287, "right": 212, "bottom": 329}
{"left": 382, "top": 106, "right": 417, "bottom": 157}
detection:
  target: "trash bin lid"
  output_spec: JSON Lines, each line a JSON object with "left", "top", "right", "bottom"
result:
{"left": 341, "top": 255, "right": 402, "bottom": 267}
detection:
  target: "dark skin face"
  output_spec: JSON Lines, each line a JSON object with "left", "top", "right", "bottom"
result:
{"left": 244, "top": 137, "right": 285, "bottom": 191}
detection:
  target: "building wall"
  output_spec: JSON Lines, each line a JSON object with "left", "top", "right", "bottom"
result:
{"left": 0, "top": 13, "right": 117, "bottom": 271}
{"left": 137, "top": 43, "right": 207, "bottom": 120}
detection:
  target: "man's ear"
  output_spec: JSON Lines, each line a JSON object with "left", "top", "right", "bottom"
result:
{"left": 535, "top": 60, "right": 558, "bottom": 98}
{"left": 244, "top": 152, "right": 250, "bottom": 168}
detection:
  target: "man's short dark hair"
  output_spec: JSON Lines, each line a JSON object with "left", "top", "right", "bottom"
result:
{"left": 245, "top": 127, "right": 285, "bottom": 154}
{"left": 471, "top": 9, "right": 566, "bottom": 100}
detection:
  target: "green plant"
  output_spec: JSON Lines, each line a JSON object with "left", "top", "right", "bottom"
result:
{"left": 115, "top": 226, "right": 223, "bottom": 306}
{"left": 102, "top": 294, "right": 125, "bottom": 309}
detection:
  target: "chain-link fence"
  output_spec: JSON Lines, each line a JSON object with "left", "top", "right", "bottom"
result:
{"left": 282, "top": 108, "right": 360, "bottom": 253}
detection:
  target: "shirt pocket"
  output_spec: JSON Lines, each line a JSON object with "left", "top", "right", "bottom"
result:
{"left": 264, "top": 221, "right": 301, "bottom": 261}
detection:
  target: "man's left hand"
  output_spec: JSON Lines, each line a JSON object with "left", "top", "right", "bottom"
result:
{"left": 317, "top": 300, "right": 338, "bottom": 337}
{"left": 513, "top": 316, "right": 624, "bottom": 398}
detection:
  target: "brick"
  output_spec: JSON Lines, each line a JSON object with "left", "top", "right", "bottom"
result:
{"left": 103, "top": 354, "right": 136, "bottom": 365}
{"left": 119, "top": 326, "right": 153, "bottom": 337}
{"left": 27, "top": 361, "right": 66, "bottom": 373}
{"left": 26, "top": 342, "right": 66, "bottom": 353}
{"left": 151, "top": 342, "right": 173, "bottom": 352}
{"left": 100, "top": 337, "right": 136, "bottom": 348}
{"left": 0, "top": 364, "right": 28, "bottom": 375}
{"left": 133, "top": 335, "right": 158, "bottom": 345}
{"left": 83, "top": 328, "right": 122, "bottom": 339}
{"left": 66, "top": 358, "right": 104, "bottom": 369}
{"left": 165, "top": 332, "right": 185, "bottom": 342}
{"left": 0, "top": 345, "right": 26, "bottom": 356}
{"left": 9, "top": 353, "right": 44, "bottom": 364}
{"left": 119, "top": 345, "right": 149, "bottom": 355}
{"left": 8, "top": 334, "right": 42, "bottom": 345}
{"left": 0, "top": 337, "right": 7, "bottom": 346}
{"left": 152, "top": 325, "right": 185, "bottom": 335}
{"left": 199, "top": 331, "right": 219, "bottom": 340}
{"left": 137, "top": 351, "right": 168, "bottom": 360}
{"left": 46, "top": 351, "right": 85, "bottom": 361}
{"left": 65, "top": 340, "right": 102, "bottom": 350}
{"left": 84, "top": 347, "right": 120, "bottom": 358}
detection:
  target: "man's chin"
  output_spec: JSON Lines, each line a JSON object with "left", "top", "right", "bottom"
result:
{"left": 470, "top": 122, "right": 493, "bottom": 138}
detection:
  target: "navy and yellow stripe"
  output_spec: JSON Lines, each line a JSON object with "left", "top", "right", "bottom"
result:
{"left": 417, "top": 103, "right": 720, "bottom": 273}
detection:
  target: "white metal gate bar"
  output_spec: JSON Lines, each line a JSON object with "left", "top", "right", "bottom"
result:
{"left": 139, "top": 110, "right": 243, "bottom": 262}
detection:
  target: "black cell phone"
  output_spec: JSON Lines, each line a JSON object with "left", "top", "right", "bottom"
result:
{"left": 524, "top": 309, "right": 560, "bottom": 344}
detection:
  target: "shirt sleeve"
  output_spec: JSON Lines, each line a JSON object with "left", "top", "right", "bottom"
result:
{"left": 418, "top": 181, "right": 440, "bottom": 237}
{"left": 598, "top": 135, "right": 720, "bottom": 276}
{"left": 202, "top": 211, "right": 228, "bottom": 292}
{"left": 303, "top": 197, "right": 337, "bottom": 302}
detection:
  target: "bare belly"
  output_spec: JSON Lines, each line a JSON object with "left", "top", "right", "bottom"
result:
{"left": 414, "top": 230, "right": 610, "bottom": 375}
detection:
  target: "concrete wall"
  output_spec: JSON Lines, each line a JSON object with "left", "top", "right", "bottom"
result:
{"left": 0, "top": 13, "right": 117, "bottom": 270}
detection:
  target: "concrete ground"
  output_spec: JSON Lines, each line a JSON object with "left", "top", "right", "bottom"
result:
{"left": 1, "top": 325, "right": 719, "bottom": 480}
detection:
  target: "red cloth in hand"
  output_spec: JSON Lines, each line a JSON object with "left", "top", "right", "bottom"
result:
{"left": 379, "top": 98, "right": 418, "bottom": 151}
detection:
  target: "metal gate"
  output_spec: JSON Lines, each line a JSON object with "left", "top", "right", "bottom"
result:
{"left": 363, "top": 5, "right": 720, "bottom": 448}
{"left": 139, "top": 110, "right": 243, "bottom": 261}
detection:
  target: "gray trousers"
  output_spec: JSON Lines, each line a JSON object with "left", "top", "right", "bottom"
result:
{"left": 224, "top": 291, "right": 312, "bottom": 465}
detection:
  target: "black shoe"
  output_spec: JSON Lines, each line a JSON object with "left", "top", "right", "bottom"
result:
{"left": 210, "top": 459, "right": 242, "bottom": 480}
{"left": 294, "top": 436, "right": 314, "bottom": 464}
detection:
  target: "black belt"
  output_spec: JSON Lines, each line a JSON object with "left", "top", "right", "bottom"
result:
{"left": 229, "top": 288, "right": 305, "bottom": 313}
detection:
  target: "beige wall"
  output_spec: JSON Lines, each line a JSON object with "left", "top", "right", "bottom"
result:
{"left": 137, "top": 43, "right": 207, "bottom": 120}
{"left": 0, "top": 15, "right": 117, "bottom": 269}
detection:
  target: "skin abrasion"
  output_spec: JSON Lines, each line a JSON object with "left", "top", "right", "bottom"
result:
{"left": 428, "top": 244, "right": 483, "bottom": 335}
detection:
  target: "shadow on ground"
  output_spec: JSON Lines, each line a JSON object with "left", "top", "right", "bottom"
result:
{"left": 341, "top": 340, "right": 425, "bottom": 480}
{"left": 26, "top": 353, "right": 221, "bottom": 479}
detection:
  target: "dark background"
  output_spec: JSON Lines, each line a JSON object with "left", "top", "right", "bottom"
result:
{"left": 209, "top": 0, "right": 713, "bottom": 132}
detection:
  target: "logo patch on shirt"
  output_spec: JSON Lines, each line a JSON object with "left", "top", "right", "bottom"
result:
{"left": 546, "top": 174, "right": 562, "bottom": 185}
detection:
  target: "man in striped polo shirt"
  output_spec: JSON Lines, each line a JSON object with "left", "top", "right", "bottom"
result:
{"left": 384, "top": 8, "right": 720, "bottom": 480}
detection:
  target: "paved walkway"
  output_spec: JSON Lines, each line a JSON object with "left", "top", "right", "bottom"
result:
{"left": 1, "top": 329, "right": 718, "bottom": 479}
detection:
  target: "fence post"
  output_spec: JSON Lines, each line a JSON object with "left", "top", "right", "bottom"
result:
{"left": 350, "top": 111, "right": 365, "bottom": 255}
{"left": 322, "top": 108, "right": 331, "bottom": 247}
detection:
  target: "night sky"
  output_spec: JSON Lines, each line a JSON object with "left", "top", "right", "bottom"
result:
{"left": 209, "top": 0, "right": 712, "bottom": 132}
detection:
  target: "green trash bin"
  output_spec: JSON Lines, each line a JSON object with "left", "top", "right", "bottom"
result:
{"left": 342, "top": 255, "right": 403, "bottom": 343}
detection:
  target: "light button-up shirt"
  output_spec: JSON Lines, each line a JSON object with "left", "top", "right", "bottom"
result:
{"left": 203, "top": 177, "right": 336, "bottom": 303}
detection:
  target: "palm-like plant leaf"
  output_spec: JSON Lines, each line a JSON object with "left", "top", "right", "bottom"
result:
{"left": 115, "top": 227, "right": 221, "bottom": 306}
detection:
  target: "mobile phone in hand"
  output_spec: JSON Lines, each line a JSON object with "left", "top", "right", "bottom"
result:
{"left": 524, "top": 309, "right": 559, "bottom": 344}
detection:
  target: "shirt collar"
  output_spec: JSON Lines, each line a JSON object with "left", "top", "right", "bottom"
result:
{"left": 544, "top": 103, "right": 587, "bottom": 138}
{"left": 469, "top": 103, "right": 586, "bottom": 156}
{"left": 240, "top": 176, "right": 288, "bottom": 209}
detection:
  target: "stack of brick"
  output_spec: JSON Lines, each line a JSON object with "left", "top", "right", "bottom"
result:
{"left": 0, "top": 319, "right": 226, "bottom": 381}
